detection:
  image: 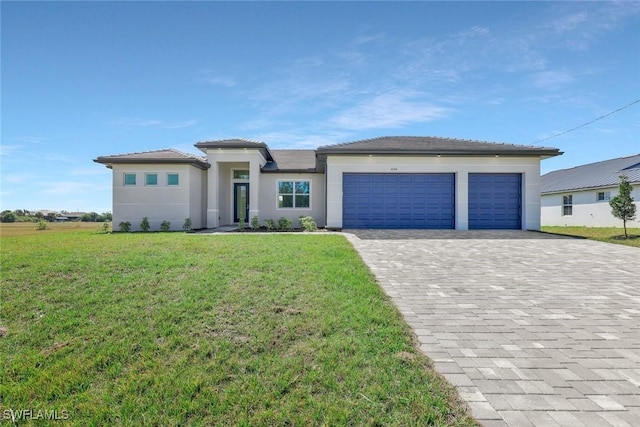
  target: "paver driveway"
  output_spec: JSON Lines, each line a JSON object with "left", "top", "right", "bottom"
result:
{"left": 344, "top": 230, "right": 640, "bottom": 427}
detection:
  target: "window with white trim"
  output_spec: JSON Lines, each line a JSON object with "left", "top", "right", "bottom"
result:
{"left": 562, "top": 195, "right": 573, "bottom": 216}
{"left": 596, "top": 191, "right": 610, "bottom": 202}
{"left": 278, "top": 180, "right": 310, "bottom": 208}
{"left": 124, "top": 173, "right": 136, "bottom": 186}
{"left": 145, "top": 173, "right": 158, "bottom": 186}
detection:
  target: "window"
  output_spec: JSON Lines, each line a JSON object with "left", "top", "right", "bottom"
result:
{"left": 562, "top": 195, "right": 573, "bottom": 216}
{"left": 145, "top": 173, "right": 158, "bottom": 186}
{"left": 167, "top": 173, "right": 179, "bottom": 186}
{"left": 233, "top": 170, "right": 250, "bottom": 180}
{"left": 278, "top": 180, "right": 310, "bottom": 208}
{"left": 124, "top": 173, "right": 136, "bottom": 186}
{"left": 596, "top": 191, "right": 610, "bottom": 202}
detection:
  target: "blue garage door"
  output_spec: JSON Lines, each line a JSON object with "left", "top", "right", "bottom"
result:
{"left": 468, "top": 173, "right": 522, "bottom": 229}
{"left": 343, "top": 173, "right": 455, "bottom": 229}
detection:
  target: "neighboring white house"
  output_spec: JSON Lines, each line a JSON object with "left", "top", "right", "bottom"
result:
{"left": 95, "top": 136, "right": 561, "bottom": 231}
{"left": 541, "top": 154, "right": 640, "bottom": 227}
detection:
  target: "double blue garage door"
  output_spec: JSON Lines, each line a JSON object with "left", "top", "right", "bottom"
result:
{"left": 343, "top": 173, "right": 455, "bottom": 229}
{"left": 343, "top": 173, "right": 521, "bottom": 229}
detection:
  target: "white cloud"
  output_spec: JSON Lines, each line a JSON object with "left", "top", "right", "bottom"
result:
{"left": 4, "top": 136, "right": 44, "bottom": 144}
{"left": 40, "top": 181, "right": 95, "bottom": 196}
{"left": 69, "top": 167, "right": 111, "bottom": 176}
{"left": 111, "top": 118, "right": 197, "bottom": 129}
{"left": 1, "top": 173, "right": 38, "bottom": 184}
{"left": 249, "top": 72, "right": 352, "bottom": 116}
{"left": 252, "top": 130, "right": 350, "bottom": 149}
{"left": 43, "top": 152, "right": 75, "bottom": 163}
{"left": 486, "top": 98, "right": 505, "bottom": 106}
{"left": 196, "top": 69, "right": 238, "bottom": 87}
{"left": 330, "top": 90, "right": 452, "bottom": 131}
{"left": 205, "top": 76, "right": 237, "bottom": 87}
{"left": 550, "top": 11, "right": 589, "bottom": 33}
{"left": 545, "top": 2, "right": 640, "bottom": 50}
{"left": 112, "top": 118, "right": 162, "bottom": 127}
{"left": 0, "top": 144, "right": 23, "bottom": 157}
{"left": 332, "top": 33, "right": 386, "bottom": 67}
{"left": 530, "top": 70, "right": 575, "bottom": 89}
{"left": 164, "top": 120, "right": 198, "bottom": 129}
{"left": 457, "top": 26, "right": 490, "bottom": 42}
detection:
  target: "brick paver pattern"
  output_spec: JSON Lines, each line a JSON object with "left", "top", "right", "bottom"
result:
{"left": 345, "top": 230, "right": 640, "bottom": 427}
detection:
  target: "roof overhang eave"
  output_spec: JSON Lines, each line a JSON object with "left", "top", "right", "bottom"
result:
{"left": 93, "top": 158, "right": 210, "bottom": 170}
{"left": 316, "top": 149, "right": 563, "bottom": 157}
{"left": 541, "top": 183, "right": 622, "bottom": 195}
{"left": 260, "top": 168, "right": 319, "bottom": 174}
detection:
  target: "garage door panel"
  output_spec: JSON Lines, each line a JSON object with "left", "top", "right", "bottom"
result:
{"left": 469, "top": 173, "right": 522, "bottom": 230}
{"left": 343, "top": 173, "right": 455, "bottom": 229}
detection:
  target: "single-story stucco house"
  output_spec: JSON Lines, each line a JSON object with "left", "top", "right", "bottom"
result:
{"left": 541, "top": 154, "right": 640, "bottom": 227}
{"left": 94, "top": 136, "right": 562, "bottom": 231}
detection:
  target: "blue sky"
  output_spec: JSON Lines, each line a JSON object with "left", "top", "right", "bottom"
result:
{"left": 2, "top": 1, "right": 639, "bottom": 213}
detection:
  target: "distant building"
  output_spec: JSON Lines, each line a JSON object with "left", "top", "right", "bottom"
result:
{"left": 541, "top": 154, "right": 640, "bottom": 227}
{"left": 65, "top": 212, "right": 86, "bottom": 221}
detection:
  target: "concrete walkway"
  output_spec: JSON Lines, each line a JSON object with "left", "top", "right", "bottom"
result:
{"left": 344, "top": 230, "right": 640, "bottom": 427}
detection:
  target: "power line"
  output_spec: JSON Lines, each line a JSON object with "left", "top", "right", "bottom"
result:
{"left": 532, "top": 98, "right": 640, "bottom": 144}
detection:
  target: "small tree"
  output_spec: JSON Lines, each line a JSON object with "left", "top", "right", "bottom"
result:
{"left": 183, "top": 217, "right": 192, "bottom": 231}
{"left": 0, "top": 211, "right": 16, "bottom": 223}
{"left": 278, "top": 217, "right": 292, "bottom": 231}
{"left": 265, "top": 219, "right": 276, "bottom": 231}
{"left": 250, "top": 215, "right": 260, "bottom": 230}
{"left": 299, "top": 215, "right": 317, "bottom": 232}
{"left": 161, "top": 220, "right": 171, "bottom": 232}
{"left": 81, "top": 212, "right": 99, "bottom": 222}
{"left": 119, "top": 221, "right": 131, "bottom": 232}
{"left": 609, "top": 174, "right": 637, "bottom": 238}
{"left": 140, "top": 217, "right": 150, "bottom": 232}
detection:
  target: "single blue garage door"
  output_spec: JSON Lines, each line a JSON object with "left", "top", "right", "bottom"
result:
{"left": 343, "top": 173, "right": 455, "bottom": 229}
{"left": 468, "top": 173, "right": 522, "bottom": 229}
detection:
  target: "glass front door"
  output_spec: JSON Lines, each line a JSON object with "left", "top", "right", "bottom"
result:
{"left": 234, "top": 183, "right": 249, "bottom": 223}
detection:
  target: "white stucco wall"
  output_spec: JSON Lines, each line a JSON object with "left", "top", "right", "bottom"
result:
{"left": 188, "top": 167, "right": 207, "bottom": 229}
{"left": 325, "top": 155, "right": 543, "bottom": 230}
{"left": 258, "top": 173, "right": 326, "bottom": 227}
{"left": 111, "top": 163, "right": 206, "bottom": 231}
{"left": 541, "top": 185, "right": 640, "bottom": 227}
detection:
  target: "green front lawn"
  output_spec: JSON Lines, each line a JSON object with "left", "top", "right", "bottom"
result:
{"left": 541, "top": 226, "right": 640, "bottom": 248}
{"left": 0, "top": 226, "right": 476, "bottom": 426}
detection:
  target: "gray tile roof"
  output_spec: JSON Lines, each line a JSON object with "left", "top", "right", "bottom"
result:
{"left": 541, "top": 154, "right": 640, "bottom": 194}
{"left": 317, "top": 136, "right": 562, "bottom": 157}
{"left": 262, "top": 150, "right": 317, "bottom": 172}
{"left": 94, "top": 149, "right": 210, "bottom": 169}
{"left": 194, "top": 138, "right": 274, "bottom": 162}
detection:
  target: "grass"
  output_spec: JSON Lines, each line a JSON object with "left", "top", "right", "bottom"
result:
{"left": 541, "top": 226, "right": 640, "bottom": 248}
{"left": 0, "top": 221, "right": 106, "bottom": 237}
{"left": 0, "top": 223, "right": 476, "bottom": 426}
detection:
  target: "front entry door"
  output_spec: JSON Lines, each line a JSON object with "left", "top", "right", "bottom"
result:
{"left": 234, "top": 183, "right": 249, "bottom": 223}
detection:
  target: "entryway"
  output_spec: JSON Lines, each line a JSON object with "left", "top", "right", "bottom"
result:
{"left": 233, "top": 183, "right": 249, "bottom": 223}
